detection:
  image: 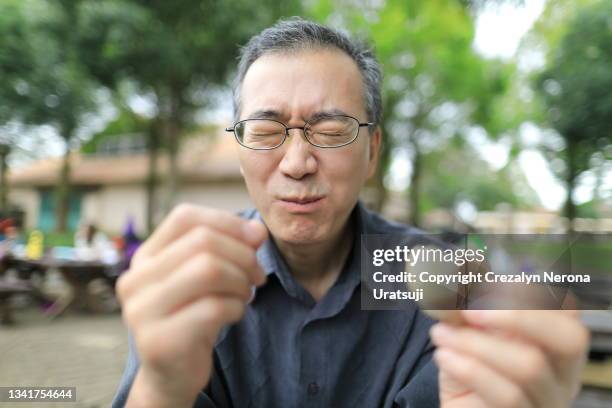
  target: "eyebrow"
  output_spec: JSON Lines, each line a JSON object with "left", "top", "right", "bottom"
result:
{"left": 247, "top": 109, "right": 283, "bottom": 120}
{"left": 308, "top": 109, "right": 350, "bottom": 122}
{"left": 246, "top": 108, "right": 351, "bottom": 122}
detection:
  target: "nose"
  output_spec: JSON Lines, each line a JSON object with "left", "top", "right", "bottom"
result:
{"left": 278, "top": 128, "right": 318, "bottom": 180}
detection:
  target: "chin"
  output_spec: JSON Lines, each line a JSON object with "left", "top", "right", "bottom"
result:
{"left": 275, "top": 217, "right": 327, "bottom": 244}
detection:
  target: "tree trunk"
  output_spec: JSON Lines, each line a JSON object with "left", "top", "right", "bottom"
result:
{"left": 0, "top": 145, "right": 9, "bottom": 213}
{"left": 55, "top": 144, "right": 71, "bottom": 233}
{"left": 406, "top": 110, "right": 428, "bottom": 227}
{"left": 164, "top": 121, "right": 180, "bottom": 215}
{"left": 408, "top": 141, "right": 422, "bottom": 227}
{"left": 564, "top": 137, "right": 577, "bottom": 234}
{"left": 162, "top": 90, "right": 183, "bottom": 216}
{"left": 145, "top": 122, "right": 160, "bottom": 235}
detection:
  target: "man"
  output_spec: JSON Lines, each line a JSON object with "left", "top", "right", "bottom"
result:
{"left": 112, "top": 18, "right": 589, "bottom": 408}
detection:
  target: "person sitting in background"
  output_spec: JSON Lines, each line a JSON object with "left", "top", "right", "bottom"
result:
{"left": 122, "top": 217, "right": 142, "bottom": 270}
{"left": 74, "top": 223, "right": 119, "bottom": 264}
{"left": 0, "top": 218, "right": 13, "bottom": 241}
{"left": 0, "top": 222, "right": 24, "bottom": 257}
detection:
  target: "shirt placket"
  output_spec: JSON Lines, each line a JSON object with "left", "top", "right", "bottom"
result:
{"left": 299, "top": 320, "right": 327, "bottom": 407}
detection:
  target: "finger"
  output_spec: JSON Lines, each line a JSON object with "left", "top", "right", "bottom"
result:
{"left": 117, "top": 225, "right": 265, "bottom": 301}
{"left": 162, "top": 296, "right": 245, "bottom": 347}
{"left": 431, "top": 323, "right": 559, "bottom": 407}
{"left": 435, "top": 348, "right": 534, "bottom": 408}
{"left": 136, "top": 204, "right": 268, "bottom": 261}
{"left": 137, "top": 296, "right": 245, "bottom": 364}
{"left": 123, "top": 254, "right": 251, "bottom": 325}
{"left": 461, "top": 310, "right": 589, "bottom": 383}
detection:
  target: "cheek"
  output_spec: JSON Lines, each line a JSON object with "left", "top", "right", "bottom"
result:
{"left": 321, "top": 148, "right": 370, "bottom": 198}
{"left": 239, "top": 153, "right": 277, "bottom": 195}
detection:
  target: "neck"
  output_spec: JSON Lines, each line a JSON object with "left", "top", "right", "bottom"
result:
{"left": 275, "top": 219, "right": 354, "bottom": 302}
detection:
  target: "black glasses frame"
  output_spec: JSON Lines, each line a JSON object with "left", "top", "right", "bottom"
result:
{"left": 225, "top": 114, "right": 375, "bottom": 150}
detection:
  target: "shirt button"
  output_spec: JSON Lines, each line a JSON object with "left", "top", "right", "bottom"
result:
{"left": 307, "top": 382, "right": 319, "bottom": 396}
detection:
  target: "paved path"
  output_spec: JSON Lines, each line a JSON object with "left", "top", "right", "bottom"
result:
{"left": 0, "top": 308, "right": 128, "bottom": 408}
{"left": 1, "top": 306, "right": 611, "bottom": 407}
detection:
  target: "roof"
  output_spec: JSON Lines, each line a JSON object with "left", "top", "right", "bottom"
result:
{"left": 8, "top": 129, "right": 243, "bottom": 187}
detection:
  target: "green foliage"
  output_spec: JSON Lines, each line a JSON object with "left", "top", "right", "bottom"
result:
{"left": 15, "top": 0, "right": 100, "bottom": 139}
{"left": 309, "top": 0, "right": 518, "bottom": 223}
{"left": 419, "top": 137, "right": 538, "bottom": 214}
{"left": 80, "top": 108, "right": 149, "bottom": 154}
{"left": 39, "top": 230, "right": 75, "bottom": 248}
{"left": 537, "top": 1, "right": 612, "bottom": 146}
{"left": 76, "top": 0, "right": 304, "bottom": 215}
{"left": 78, "top": 0, "right": 304, "bottom": 122}
{"left": 0, "top": 0, "right": 44, "bottom": 126}
{"left": 534, "top": 0, "right": 612, "bottom": 220}
{"left": 526, "top": 0, "right": 598, "bottom": 63}
{"left": 0, "top": 0, "right": 104, "bottom": 231}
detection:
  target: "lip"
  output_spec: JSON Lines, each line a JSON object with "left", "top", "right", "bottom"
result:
{"left": 276, "top": 196, "right": 326, "bottom": 213}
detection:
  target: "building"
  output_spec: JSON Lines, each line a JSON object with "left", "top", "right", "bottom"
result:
{"left": 7, "top": 128, "right": 252, "bottom": 236}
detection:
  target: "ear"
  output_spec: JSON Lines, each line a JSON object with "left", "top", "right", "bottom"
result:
{"left": 366, "top": 126, "right": 382, "bottom": 179}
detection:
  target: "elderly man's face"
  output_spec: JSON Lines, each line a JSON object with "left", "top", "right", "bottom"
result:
{"left": 237, "top": 48, "right": 381, "bottom": 245}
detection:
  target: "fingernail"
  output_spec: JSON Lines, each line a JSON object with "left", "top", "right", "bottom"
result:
{"left": 434, "top": 348, "right": 458, "bottom": 365}
{"left": 430, "top": 323, "right": 455, "bottom": 342}
{"left": 462, "top": 310, "right": 490, "bottom": 324}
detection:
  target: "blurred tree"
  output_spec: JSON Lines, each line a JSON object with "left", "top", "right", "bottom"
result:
{"left": 524, "top": 0, "right": 597, "bottom": 63}
{"left": 28, "top": 0, "right": 99, "bottom": 232}
{"left": 310, "top": 0, "right": 513, "bottom": 225}
{"left": 80, "top": 107, "right": 149, "bottom": 155}
{"left": 535, "top": 0, "right": 612, "bottom": 230}
{"left": 0, "top": 0, "right": 37, "bottom": 212}
{"left": 77, "top": 0, "right": 303, "bottom": 232}
{"left": 419, "top": 136, "right": 539, "bottom": 216}
{"left": 0, "top": 0, "right": 99, "bottom": 231}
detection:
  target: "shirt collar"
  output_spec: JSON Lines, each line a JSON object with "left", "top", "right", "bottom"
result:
{"left": 254, "top": 201, "right": 369, "bottom": 305}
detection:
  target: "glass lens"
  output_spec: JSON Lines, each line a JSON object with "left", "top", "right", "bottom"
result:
{"left": 307, "top": 116, "right": 358, "bottom": 147}
{"left": 236, "top": 119, "right": 286, "bottom": 149}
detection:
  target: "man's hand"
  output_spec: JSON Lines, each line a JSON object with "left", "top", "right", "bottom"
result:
{"left": 431, "top": 310, "right": 590, "bottom": 408}
{"left": 115, "top": 204, "right": 268, "bottom": 408}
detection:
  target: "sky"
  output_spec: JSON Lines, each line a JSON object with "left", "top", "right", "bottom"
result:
{"left": 472, "top": 0, "right": 546, "bottom": 60}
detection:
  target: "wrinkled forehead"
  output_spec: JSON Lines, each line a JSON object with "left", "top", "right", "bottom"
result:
{"left": 239, "top": 48, "right": 368, "bottom": 122}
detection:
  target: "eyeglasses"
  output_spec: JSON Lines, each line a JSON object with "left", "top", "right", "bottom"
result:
{"left": 225, "top": 114, "right": 375, "bottom": 150}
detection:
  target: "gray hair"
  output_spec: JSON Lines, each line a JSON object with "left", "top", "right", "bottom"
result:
{"left": 232, "top": 17, "right": 382, "bottom": 128}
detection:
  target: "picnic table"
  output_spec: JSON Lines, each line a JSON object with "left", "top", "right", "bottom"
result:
{"left": 47, "top": 258, "right": 120, "bottom": 315}
{"left": 2, "top": 252, "right": 51, "bottom": 284}
{"left": 0, "top": 253, "right": 121, "bottom": 321}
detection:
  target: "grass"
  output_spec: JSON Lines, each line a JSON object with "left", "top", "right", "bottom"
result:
{"left": 23, "top": 230, "right": 75, "bottom": 249}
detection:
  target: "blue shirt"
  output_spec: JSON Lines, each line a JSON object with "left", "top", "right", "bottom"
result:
{"left": 112, "top": 202, "right": 439, "bottom": 407}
